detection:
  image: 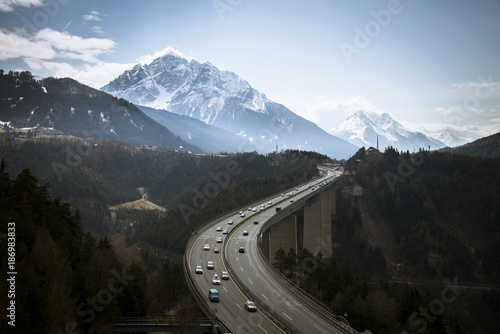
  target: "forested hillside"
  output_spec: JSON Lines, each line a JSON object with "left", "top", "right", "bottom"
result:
{"left": 0, "top": 70, "right": 199, "bottom": 152}
{"left": 347, "top": 147, "right": 500, "bottom": 283}
{"left": 0, "top": 138, "right": 330, "bottom": 331}
{"left": 0, "top": 166, "right": 151, "bottom": 333}
{"left": 271, "top": 147, "right": 500, "bottom": 333}
{"left": 440, "top": 131, "right": 500, "bottom": 158}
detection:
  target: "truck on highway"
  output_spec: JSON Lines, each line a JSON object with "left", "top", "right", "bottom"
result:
{"left": 208, "top": 288, "right": 220, "bottom": 302}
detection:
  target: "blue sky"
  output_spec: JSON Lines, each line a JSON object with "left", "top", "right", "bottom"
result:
{"left": 1, "top": 0, "right": 499, "bottom": 137}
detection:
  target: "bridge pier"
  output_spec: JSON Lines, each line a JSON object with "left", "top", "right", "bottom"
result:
{"left": 263, "top": 182, "right": 340, "bottom": 261}
{"left": 263, "top": 214, "right": 297, "bottom": 262}
{"left": 303, "top": 188, "right": 333, "bottom": 256}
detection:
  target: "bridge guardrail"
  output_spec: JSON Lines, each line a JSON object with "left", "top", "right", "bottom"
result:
{"left": 184, "top": 169, "right": 344, "bottom": 333}
{"left": 255, "top": 175, "right": 360, "bottom": 333}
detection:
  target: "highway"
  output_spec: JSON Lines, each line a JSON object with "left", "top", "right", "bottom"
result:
{"left": 185, "top": 168, "right": 359, "bottom": 333}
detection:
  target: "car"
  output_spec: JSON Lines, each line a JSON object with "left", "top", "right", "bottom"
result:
{"left": 209, "top": 289, "right": 220, "bottom": 302}
{"left": 268, "top": 201, "right": 272, "bottom": 205}
{"left": 253, "top": 220, "right": 259, "bottom": 225}
{"left": 207, "top": 261, "right": 214, "bottom": 269}
{"left": 240, "top": 212, "right": 245, "bottom": 217}
{"left": 212, "top": 274, "right": 221, "bottom": 285}
{"left": 248, "top": 207, "right": 252, "bottom": 211}
{"left": 217, "top": 237, "right": 223, "bottom": 243}
{"left": 245, "top": 300, "right": 257, "bottom": 312}
{"left": 223, "top": 229, "right": 228, "bottom": 234}
{"left": 243, "top": 230, "right": 248, "bottom": 236}
{"left": 221, "top": 271, "right": 229, "bottom": 280}
{"left": 195, "top": 265, "right": 203, "bottom": 274}
{"left": 228, "top": 220, "right": 234, "bottom": 225}
{"left": 252, "top": 208, "right": 257, "bottom": 212}
{"left": 281, "top": 193, "right": 284, "bottom": 197}
{"left": 216, "top": 226, "right": 222, "bottom": 232}
{"left": 290, "top": 199, "right": 294, "bottom": 202}
{"left": 203, "top": 244, "right": 210, "bottom": 251}
{"left": 239, "top": 246, "right": 245, "bottom": 253}
{"left": 214, "top": 246, "right": 220, "bottom": 253}
{"left": 295, "top": 188, "right": 298, "bottom": 191}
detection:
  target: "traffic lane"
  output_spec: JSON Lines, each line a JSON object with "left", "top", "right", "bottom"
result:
{"left": 226, "top": 179, "right": 345, "bottom": 333}
{"left": 191, "top": 243, "right": 284, "bottom": 333}
{"left": 189, "top": 215, "right": 286, "bottom": 333}
{"left": 187, "top": 171, "right": 339, "bottom": 331}
{"left": 228, "top": 228, "right": 344, "bottom": 333}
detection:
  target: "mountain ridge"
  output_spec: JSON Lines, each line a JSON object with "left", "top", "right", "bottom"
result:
{"left": 101, "top": 53, "right": 358, "bottom": 159}
{"left": 0, "top": 70, "right": 200, "bottom": 152}
{"left": 331, "top": 110, "right": 446, "bottom": 152}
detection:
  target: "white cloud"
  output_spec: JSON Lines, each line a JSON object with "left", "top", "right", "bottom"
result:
{"left": 82, "top": 11, "right": 103, "bottom": 21}
{"left": 23, "top": 58, "right": 134, "bottom": 89}
{"left": 0, "top": 27, "right": 115, "bottom": 62}
{"left": 0, "top": 28, "right": 55, "bottom": 60}
{"left": 137, "top": 46, "right": 196, "bottom": 65}
{"left": 287, "top": 91, "right": 385, "bottom": 131}
{"left": 90, "top": 26, "right": 106, "bottom": 35}
{"left": 0, "top": 0, "right": 44, "bottom": 12}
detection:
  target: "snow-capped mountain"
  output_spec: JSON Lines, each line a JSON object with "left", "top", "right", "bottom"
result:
{"left": 416, "top": 124, "right": 489, "bottom": 148}
{"left": 331, "top": 110, "right": 446, "bottom": 152}
{"left": 101, "top": 53, "right": 358, "bottom": 159}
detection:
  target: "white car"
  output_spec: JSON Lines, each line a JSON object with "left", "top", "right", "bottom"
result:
{"left": 223, "top": 229, "right": 228, "bottom": 234}
{"left": 216, "top": 226, "right": 222, "bottom": 232}
{"left": 217, "top": 237, "right": 223, "bottom": 243}
{"left": 212, "top": 274, "right": 221, "bottom": 285}
{"left": 203, "top": 244, "right": 210, "bottom": 251}
{"left": 195, "top": 265, "right": 203, "bottom": 274}
{"left": 268, "top": 201, "right": 272, "bottom": 205}
{"left": 228, "top": 220, "right": 234, "bottom": 225}
{"left": 207, "top": 261, "right": 214, "bottom": 269}
{"left": 243, "top": 230, "right": 248, "bottom": 236}
{"left": 214, "top": 246, "right": 220, "bottom": 253}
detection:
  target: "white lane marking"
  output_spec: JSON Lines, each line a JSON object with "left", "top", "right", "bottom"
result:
{"left": 236, "top": 256, "right": 239, "bottom": 261}
{"left": 240, "top": 266, "right": 244, "bottom": 272}
{"left": 223, "top": 286, "right": 227, "bottom": 292}
{"left": 261, "top": 293, "right": 268, "bottom": 300}
{"left": 248, "top": 278, "right": 253, "bottom": 284}
{"left": 255, "top": 273, "right": 260, "bottom": 278}
{"left": 313, "top": 324, "right": 327, "bottom": 333}
{"left": 267, "top": 286, "right": 274, "bottom": 292}
{"left": 283, "top": 312, "right": 293, "bottom": 321}
{"left": 258, "top": 325, "right": 270, "bottom": 334}
{"left": 236, "top": 303, "right": 243, "bottom": 310}
{"left": 285, "top": 301, "right": 295, "bottom": 310}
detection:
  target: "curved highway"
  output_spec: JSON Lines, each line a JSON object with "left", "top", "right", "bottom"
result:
{"left": 185, "top": 168, "right": 359, "bottom": 333}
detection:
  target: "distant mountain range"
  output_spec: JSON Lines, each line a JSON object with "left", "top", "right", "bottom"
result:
{"left": 101, "top": 53, "right": 358, "bottom": 159}
{"left": 0, "top": 71, "right": 199, "bottom": 152}
{"left": 440, "top": 131, "right": 500, "bottom": 158}
{"left": 330, "top": 110, "right": 446, "bottom": 152}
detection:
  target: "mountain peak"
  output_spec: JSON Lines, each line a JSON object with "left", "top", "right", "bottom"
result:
{"left": 101, "top": 54, "right": 358, "bottom": 158}
{"left": 332, "top": 110, "right": 445, "bottom": 151}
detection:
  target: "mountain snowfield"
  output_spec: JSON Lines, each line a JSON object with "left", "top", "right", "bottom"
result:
{"left": 101, "top": 52, "right": 358, "bottom": 158}
{"left": 411, "top": 123, "right": 494, "bottom": 148}
{"left": 331, "top": 110, "right": 447, "bottom": 152}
